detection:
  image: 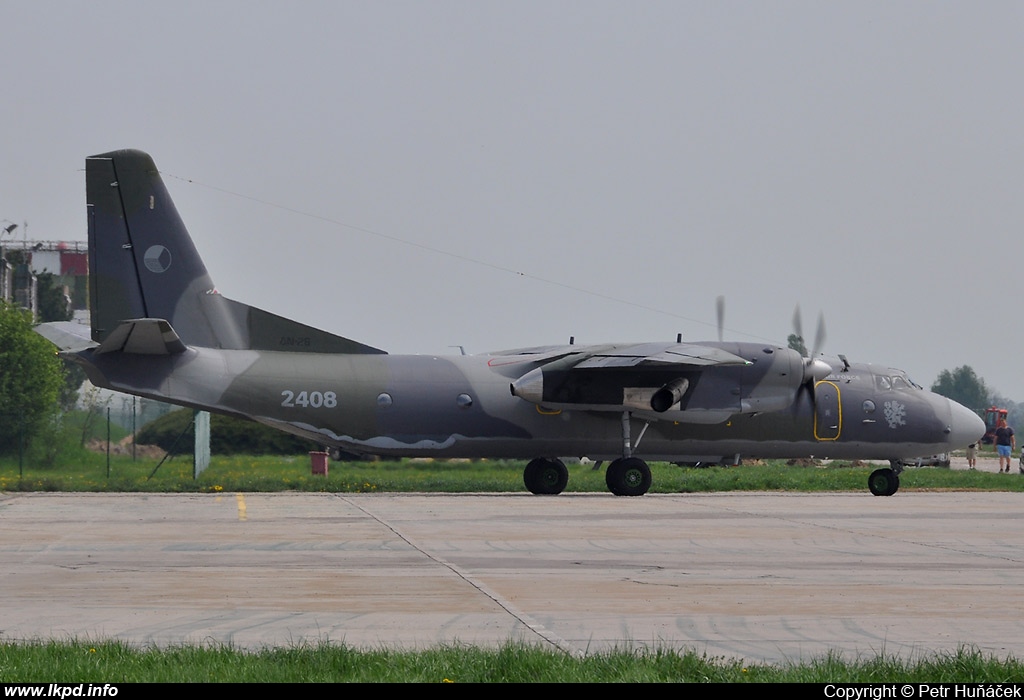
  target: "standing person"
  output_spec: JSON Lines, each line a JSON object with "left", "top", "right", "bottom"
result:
{"left": 994, "top": 419, "right": 1016, "bottom": 473}
{"left": 966, "top": 442, "right": 978, "bottom": 469}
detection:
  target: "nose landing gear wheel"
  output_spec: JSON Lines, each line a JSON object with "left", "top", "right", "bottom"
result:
{"left": 606, "top": 457, "right": 652, "bottom": 496}
{"left": 868, "top": 468, "right": 899, "bottom": 496}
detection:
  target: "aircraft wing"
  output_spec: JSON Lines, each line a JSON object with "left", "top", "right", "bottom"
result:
{"left": 485, "top": 344, "right": 588, "bottom": 368}
{"left": 490, "top": 342, "right": 749, "bottom": 370}
{"left": 572, "top": 342, "right": 751, "bottom": 368}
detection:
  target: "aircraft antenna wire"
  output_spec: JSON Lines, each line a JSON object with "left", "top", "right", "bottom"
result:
{"left": 164, "top": 171, "right": 780, "bottom": 345}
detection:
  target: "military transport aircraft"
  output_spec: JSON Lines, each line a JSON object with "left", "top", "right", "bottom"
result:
{"left": 37, "top": 149, "right": 984, "bottom": 497}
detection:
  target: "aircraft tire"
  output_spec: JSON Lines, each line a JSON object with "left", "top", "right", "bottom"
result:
{"left": 868, "top": 468, "right": 899, "bottom": 497}
{"left": 523, "top": 458, "right": 568, "bottom": 495}
{"left": 606, "top": 457, "right": 652, "bottom": 497}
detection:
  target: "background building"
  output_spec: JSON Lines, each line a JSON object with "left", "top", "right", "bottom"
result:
{"left": 1, "top": 240, "right": 88, "bottom": 322}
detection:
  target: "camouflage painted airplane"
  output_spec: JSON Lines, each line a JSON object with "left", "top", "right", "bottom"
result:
{"left": 38, "top": 149, "right": 985, "bottom": 497}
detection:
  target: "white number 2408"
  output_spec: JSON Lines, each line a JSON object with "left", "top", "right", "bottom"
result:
{"left": 280, "top": 390, "right": 338, "bottom": 408}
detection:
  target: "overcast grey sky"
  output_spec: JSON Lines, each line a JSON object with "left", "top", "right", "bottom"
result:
{"left": 3, "top": 1, "right": 1023, "bottom": 398}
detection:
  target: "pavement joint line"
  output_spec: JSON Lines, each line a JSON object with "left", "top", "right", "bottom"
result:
{"left": 333, "top": 493, "right": 585, "bottom": 658}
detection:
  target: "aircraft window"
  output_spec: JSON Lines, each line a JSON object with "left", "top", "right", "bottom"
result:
{"left": 456, "top": 393, "right": 473, "bottom": 408}
{"left": 876, "top": 376, "right": 891, "bottom": 390}
{"left": 863, "top": 400, "right": 875, "bottom": 413}
{"left": 891, "top": 376, "right": 909, "bottom": 390}
{"left": 377, "top": 393, "right": 393, "bottom": 408}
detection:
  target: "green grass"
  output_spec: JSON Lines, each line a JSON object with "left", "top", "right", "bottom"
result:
{"left": 0, "top": 641, "right": 1021, "bottom": 682}
{"left": 5, "top": 412, "right": 1019, "bottom": 494}
{"left": 1, "top": 448, "right": 1022, "bottom": 494}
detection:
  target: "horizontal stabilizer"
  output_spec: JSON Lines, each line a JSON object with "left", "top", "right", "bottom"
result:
{"left": 34, "top": 322, "right": 97, "bottom": 352}
{"left": 95, "top": 319, "right": 187, "bottom": 355}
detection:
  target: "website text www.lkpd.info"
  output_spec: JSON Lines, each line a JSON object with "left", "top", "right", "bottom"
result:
{"left": 4, "top": 686, "right": 117, "bottom": 698}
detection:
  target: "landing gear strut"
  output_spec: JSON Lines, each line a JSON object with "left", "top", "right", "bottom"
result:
{"left": 868, "top": 461, "right": 903, "bottom": 496}
{"left": 605, "top": 411, "right": 652, "bottom": 497}
{"left": 522, "top": 412, "right": 654, "bottom": 496}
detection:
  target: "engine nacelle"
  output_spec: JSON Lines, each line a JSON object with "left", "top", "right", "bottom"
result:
{"left": 508, "top": 343, "right": 824, "bottom": 423}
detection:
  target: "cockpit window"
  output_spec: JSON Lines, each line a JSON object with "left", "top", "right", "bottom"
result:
{"left": 875, "top": 371, "right": 920, "bottom": 391}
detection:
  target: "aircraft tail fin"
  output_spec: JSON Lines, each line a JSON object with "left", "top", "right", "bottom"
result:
{"left": 86, "top": 149, "right": 384, "bottom": 355}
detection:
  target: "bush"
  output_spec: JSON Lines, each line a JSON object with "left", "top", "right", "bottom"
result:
{"left": 137, "top": 409, "right": 319, "bottom": 455}
{"left": 0, "top": 302, "right": 65, "bottom": 454}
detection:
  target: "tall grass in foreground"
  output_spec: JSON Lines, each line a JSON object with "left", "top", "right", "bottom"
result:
{"left": 1, "top": 451, "right": 1022, "bottom": 494}
{"left": 0, "top": 641, "right": 1020, "bottom": 682}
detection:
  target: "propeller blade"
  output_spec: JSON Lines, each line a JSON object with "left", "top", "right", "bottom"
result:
{"left": 716, "top": 295, "right": 725, "bottom": 343}
{"left": 791, "top": 304, "right": 807, "bottom": 358}
{"left": 792, "top": 307, "right": 830, "bottom": 389}
{"left": 811, "top": 312, "right": 826, "bottom": 358}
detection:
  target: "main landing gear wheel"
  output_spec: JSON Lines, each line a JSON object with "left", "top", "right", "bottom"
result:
{"left": 868, "top": 468, "right": 900, "bottom": 497}
{"left": 605, "top": 457, "right": 652, "bottom": 497}
{"left": 523, "top": 457, "right": 569, "bottom": 495}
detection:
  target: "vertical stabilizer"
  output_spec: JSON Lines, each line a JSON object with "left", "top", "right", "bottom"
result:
{"left": 86, "top": 149, "right": 385, "bottom": 355}
{"left": 87, "top": 149, "right": 243, "bottom": 348}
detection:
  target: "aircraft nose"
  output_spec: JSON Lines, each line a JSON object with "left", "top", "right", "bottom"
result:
{"left": 946, "top": 399, "right": 986, "bottom": 447}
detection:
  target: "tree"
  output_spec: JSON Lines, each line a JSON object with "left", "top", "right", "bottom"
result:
{"left": 33, "top": 271, "right": 82, "bottom": 408}
{"left": 35, "top": 271, "right": 73, "bottom": 323}
{"left": 0, "top": 301, "right": 65, "bottom": 453}
{"left": 931, "top": 366, "right": 990, "bottom": 411}
{"left": 787, "top": 333, "right": 808, "bottom": 357}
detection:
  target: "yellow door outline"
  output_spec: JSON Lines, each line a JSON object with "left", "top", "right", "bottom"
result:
{"left": 814, "top": 380, "right": 841, "bottom": 441}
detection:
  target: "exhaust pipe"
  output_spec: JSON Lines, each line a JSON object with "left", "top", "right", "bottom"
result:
{"left": 650, "top": 378, "right": 689, "bottom": 413}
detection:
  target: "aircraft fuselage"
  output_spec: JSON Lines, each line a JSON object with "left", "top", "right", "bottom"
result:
{"left": 76, "top": 340, "right": 976, "bottom": 465}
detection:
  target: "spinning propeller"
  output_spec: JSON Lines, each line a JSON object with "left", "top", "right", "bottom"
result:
{"left": 713, "top": 297, "right": 830, "bottom": 410}
{"left": 791, "top": 305, "right": 832, "bottom": 413}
